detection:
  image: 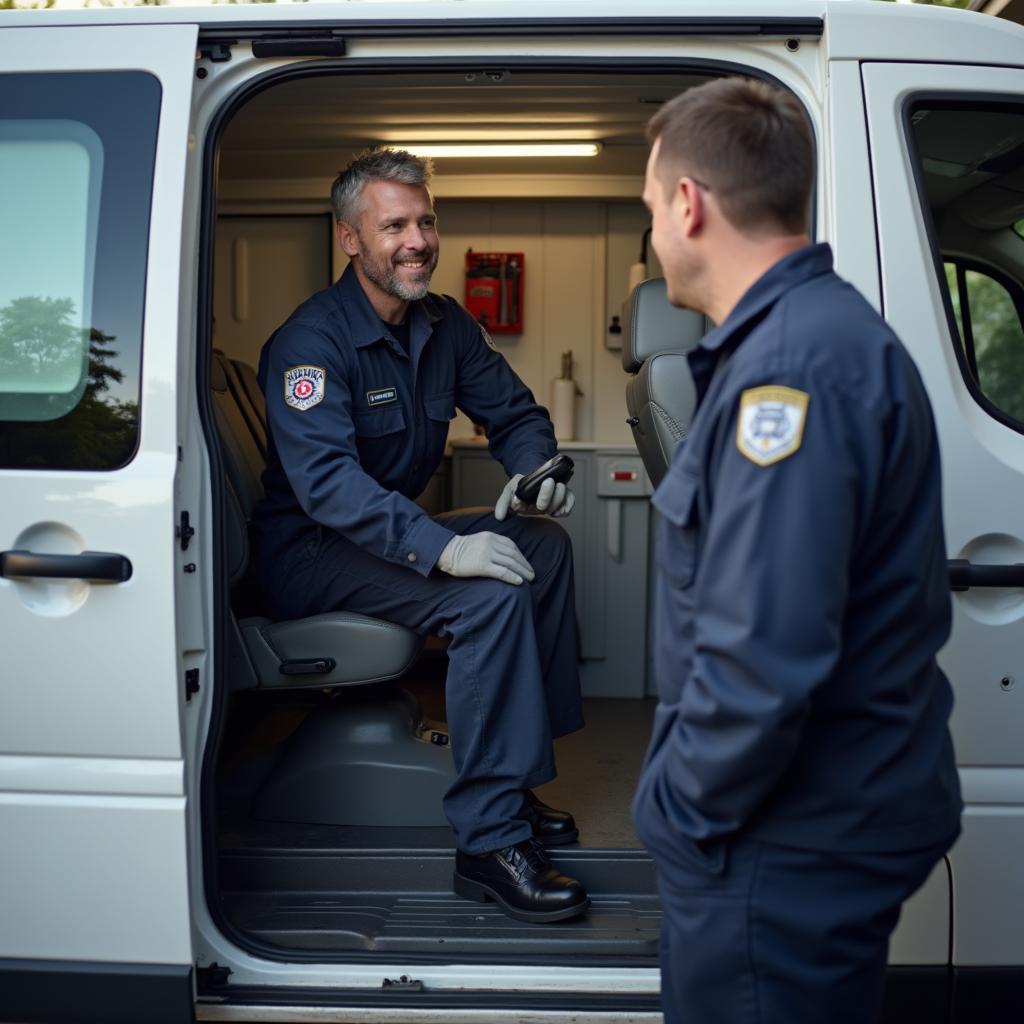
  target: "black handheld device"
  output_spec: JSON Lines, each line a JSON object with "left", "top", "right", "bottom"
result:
{"left": 515, "top": 454, "right": 575, "bottom": 505}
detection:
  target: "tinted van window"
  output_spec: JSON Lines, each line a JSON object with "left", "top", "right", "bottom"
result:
{"left": 0, "top": 72, "right": 160, "bottom": 469}
{"left": 908, "top": 100, "right": 1024, "bottom": 432}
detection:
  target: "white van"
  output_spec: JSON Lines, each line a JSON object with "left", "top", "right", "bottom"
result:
{"left": 2, "top": 1, "right": 1023, "bottom": 1021}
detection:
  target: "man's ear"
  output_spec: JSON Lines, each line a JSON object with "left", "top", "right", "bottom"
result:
{"left": 678, "top": 177, "right": 705, "bottom": 237}
{"left": 335, "top": 219, "right": 361, "bottom": 258}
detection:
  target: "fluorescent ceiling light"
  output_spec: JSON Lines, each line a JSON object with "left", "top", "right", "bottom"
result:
{"left": 401, "top": 143, "right": 601, "bottom": 159}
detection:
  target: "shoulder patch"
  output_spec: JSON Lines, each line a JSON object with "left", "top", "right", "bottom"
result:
{"left": 736, "top": 385, "right": 809, "bottom": 467}
{"left": 284, "top": 365, "right": 326, "bottom": 411}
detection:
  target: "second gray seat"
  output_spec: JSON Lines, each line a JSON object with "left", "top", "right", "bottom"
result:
{"left": 622, "top": 278, "right": 708, "bottom": 486}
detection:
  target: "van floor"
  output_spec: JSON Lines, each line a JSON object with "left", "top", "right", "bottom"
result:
{"left": 217, "top": 697, "right": 661, "bottom": 962}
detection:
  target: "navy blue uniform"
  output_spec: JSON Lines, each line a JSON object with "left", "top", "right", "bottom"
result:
{"left": 252, "top": 264, "right": 583, "bottom": 853}
{"left": 633, "top": 245, "right": 962, "bottom": 1023}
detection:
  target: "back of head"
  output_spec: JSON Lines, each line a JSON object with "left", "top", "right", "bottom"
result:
{"left": 648, "top": 77, "right": 813, "bottom": 237}
{"left": 330, "top": 147, "right": 434, "bottom": 228}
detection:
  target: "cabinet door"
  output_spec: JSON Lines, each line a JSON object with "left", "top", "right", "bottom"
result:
{"left": 213, "top": 214, "right": 332, "bottom": 368}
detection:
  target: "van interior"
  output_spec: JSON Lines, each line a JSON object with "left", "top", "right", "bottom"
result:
{"left": 204, "top": 65, "right": 704, "bottom": 965}
{"left": 204, "top": 68, "right": 1024, "bottom": 966}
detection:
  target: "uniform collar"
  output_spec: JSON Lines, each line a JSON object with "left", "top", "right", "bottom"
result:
{"left": 334, "top": 262, "right": 443, "bottom": 352}
{"left": 697, "top": 242, "right": 834, "bottom": 354}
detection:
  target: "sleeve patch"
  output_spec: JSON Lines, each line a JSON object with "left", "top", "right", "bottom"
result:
{"left": 479, "top": 325, "right": 497, "bottom": 351}
{"left": 284, "top": 365, "right": 326, "bottom": 410}
{"left": 736, "top": 385, "right": 809, "bottom": 466}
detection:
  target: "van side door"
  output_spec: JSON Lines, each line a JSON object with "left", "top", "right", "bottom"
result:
{"left": 0, "top": 23, "right": 199, "bottom": 1024}
{"left": 863, "top": 62, "right": 1024, "bottom": 979}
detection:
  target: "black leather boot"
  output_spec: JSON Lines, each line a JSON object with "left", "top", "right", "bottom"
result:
{"left": 520, "top": 789, "right": 579, "bottom": 846}
{"left": 453, "top": 837, "right": 590, "bottom": 923}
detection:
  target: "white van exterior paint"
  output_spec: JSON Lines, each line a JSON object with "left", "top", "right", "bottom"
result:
{"left": 0, "top": 1, "right": 1022, "bottom": 1018}
{"left": 0, "top": 22, "right": 198, "bottom": 968}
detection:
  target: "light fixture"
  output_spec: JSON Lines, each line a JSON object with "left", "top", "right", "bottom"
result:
{"left": 399, "top": 142, "right": 601, "bottom": 159}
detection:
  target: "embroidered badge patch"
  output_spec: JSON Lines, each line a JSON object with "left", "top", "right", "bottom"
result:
{"left": 366, "top": 386, "right": 398, "bottom": 407}
{"left": 736, "top": 386, "right": 809, "bottom": 466}
{"left": 479, "top": 325, "right": 497, "bottom": 352}
{"left": 284, "top": 365, "right": 326, "bottom": 411}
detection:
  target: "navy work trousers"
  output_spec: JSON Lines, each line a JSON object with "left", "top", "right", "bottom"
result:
{"left": 262, "top": 508, "right": 584, "bottom": 854}
{"left": 655, "top": 835, "right": 952, "bottom": 1024}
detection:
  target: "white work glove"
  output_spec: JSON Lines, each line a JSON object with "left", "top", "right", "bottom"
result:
{"left": 494, "top": 475, "right": 576, "bottom": 521}
{"left": 437, "top": 531, "right": 535, "bottom": 586}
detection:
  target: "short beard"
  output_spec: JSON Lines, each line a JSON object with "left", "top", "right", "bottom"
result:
{"left": 357, "top": 234, "right": 439, "bottom": 302}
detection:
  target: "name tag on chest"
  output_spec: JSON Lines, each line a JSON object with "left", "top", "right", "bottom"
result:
{"left": 366, "top": 386, "right": 398, "bottom": 407}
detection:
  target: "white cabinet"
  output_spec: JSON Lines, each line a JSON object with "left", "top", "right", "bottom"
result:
{"left": 450, "top": 439, "right": 652, "bottom": 698}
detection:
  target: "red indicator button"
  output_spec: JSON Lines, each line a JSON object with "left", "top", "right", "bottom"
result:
{"left": 612, "top": 470, "right": 638, "bottom": 481}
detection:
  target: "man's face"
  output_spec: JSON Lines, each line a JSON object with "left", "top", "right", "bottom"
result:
{"left": 350, "top": 180, "right": 440, "bottom": 302}
{"left": 643, "top": 138, "right": 702, "bottom": 312}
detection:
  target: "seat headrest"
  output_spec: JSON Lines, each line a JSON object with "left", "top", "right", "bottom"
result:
{"left": 211, "top": 348, "right": 229, "bottom": 393}
{"left": 622, "top": 277, "right": 708, "bottom": 373}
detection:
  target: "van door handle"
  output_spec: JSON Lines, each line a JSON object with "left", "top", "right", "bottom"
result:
{"left": 0, "top": 550, "right": 133, "bottom": 583}
{"left": 948, "top": 558, "right": 1024, "bottom": 592}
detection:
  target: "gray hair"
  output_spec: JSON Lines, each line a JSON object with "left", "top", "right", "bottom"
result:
{"left": 330, "top": 147, "right": 434, "bottom": 226}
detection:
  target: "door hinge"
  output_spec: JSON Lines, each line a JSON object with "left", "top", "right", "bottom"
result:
{"left": 196, "top": 962, "right": 232, "bottom": 988}
{"left": 197, "top": 39, "right": 235, "bottom": 63}
{"left": 185, "top": 669, "right": 200, "bottom": 702}
{"left": 382, "top": 975, "right": 424, "bottom": 992}
{"left": 177, "top": 510, "right": 195, "bottom": 552}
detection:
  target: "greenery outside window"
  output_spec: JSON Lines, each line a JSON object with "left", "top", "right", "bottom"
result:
{"left": 943, "top": 260, "right": 1024, "bottom": 424}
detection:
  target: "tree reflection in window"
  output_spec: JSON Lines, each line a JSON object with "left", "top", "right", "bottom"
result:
{"left": 0, "top": 296, "right": 137, "bottom": 468}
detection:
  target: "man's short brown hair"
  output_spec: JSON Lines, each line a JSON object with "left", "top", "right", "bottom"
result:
{"left": 647, "top": 77, "right": 813, "bottom": 236}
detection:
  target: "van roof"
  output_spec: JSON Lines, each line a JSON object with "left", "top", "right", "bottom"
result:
{"left": 3, "top": 1, "right": 1023, "bottom": 69}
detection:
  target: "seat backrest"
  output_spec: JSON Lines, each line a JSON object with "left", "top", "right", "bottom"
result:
{"left": 212, "top": 350, "right": 265, "bottom": 520}
{"left": 622, "top": 278, "right": 708, "bottom": 486}
{"left": 225, "top": 356, "right": 267, "bottom": 455}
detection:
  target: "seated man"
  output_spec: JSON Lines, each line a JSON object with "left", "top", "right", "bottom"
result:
{"left": 250, "top": 147, "right": 589, "bottom": 924}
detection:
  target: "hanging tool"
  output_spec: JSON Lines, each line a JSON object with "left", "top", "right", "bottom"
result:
{"left": 498, "top": 255, "right": 508, "bottom": 326}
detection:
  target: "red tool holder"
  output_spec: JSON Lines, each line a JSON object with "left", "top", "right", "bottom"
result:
{"left": 464, "top": 250, "right": 524, "bottom": 334}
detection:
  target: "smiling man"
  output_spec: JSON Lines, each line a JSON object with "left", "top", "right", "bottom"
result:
{"left": 250, "top": 148, "right": 589, "bottom": 924}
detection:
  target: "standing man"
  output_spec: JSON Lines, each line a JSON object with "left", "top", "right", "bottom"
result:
{"left": 251, "top": 147, "right": 589, "bottom": 924}
{"left": 633, "top": 78, "right": 962, "bottom": 1022}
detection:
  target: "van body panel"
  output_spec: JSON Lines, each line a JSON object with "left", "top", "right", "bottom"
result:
{"left": 862, "top": 60, "right": 1024, "bottom": 771}
{"left": 827, "top": 3, "right": 1024, "bottom": 66}
{"left": 1, "top": 2, "right": 1023, "bottom": 1018}
{"left": 0, "top": 23, "right": 197, "bottom": 971}
{"left": 0, "top": 0, "right": 1016, "bottom": 70}
{"left": 863, "top": 60, "right": 1024, "bottom": 965}
{"left": 0, "top": 754, "right": 184, "bottom": 797}
{"left": 0, "top": 0, "right": 830, "bottom": 31}
{"left": 823, "top": 60, "right": 881, "bottom": 311}
{"left": 0, "top": 795, "right": 191, "bottom": 964}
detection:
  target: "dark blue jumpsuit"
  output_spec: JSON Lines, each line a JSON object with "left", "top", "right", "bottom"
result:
{"left": 632, "top": 245, "right": 963, "bottom": 1024}
{"left": 251, "top": 264, "right": 584, "bottom": 854}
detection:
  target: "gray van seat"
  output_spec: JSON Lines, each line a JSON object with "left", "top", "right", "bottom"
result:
{"left": 231, "top": 357, "right": 266, "bottom": 427}
{"left": 223, "top": 354, "right": 267, "bottom": 455}
{"left": 211, "top": 350, "right": 423, "bottom": 692}
{"left": 213, "top": 350, "right": 452, "bottom": 827}
{"left": 622, "top": 278, "right": 708, "bottom": 487}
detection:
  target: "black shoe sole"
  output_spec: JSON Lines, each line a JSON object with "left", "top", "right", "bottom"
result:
{"left": 452, "top": 872, "right": 591, "bottom": 923}
{"left": 534, "top": 827, "right": 580, "bottom": 847}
